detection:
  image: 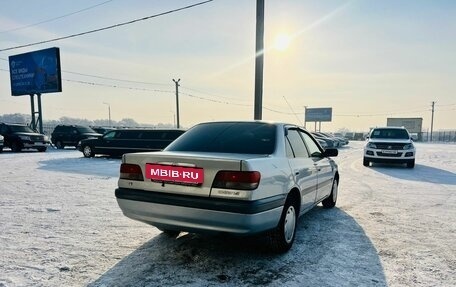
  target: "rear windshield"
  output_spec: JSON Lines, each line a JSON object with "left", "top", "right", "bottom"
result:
{"left": 77, "top": 126, "right": 97, "bottom": 133}
{"left": 165, "top": 122, "right": 276, "bottom": 154}
{"left": 370, "top": 128, "right": 409, "bottom": 139}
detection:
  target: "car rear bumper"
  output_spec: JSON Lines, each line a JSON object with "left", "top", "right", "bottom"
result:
{"left": 115, "top": 187, "right": 285, "bottom": 235}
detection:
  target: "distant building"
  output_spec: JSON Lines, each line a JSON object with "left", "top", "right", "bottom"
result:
{"left": 387, "top": 118, "right": 423, "bottom": 141}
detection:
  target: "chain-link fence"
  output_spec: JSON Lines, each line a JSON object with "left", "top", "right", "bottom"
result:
{"left": 422, "top": 131, "right": 456, "bottom": 143}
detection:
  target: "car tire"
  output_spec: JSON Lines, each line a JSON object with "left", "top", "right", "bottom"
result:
{"left": 266, "top": 196, "right": 298, "bottom": 253}
{"left": 363, "top": 158, "right": 369, "bottom": 167}
{"left": 55, "top": 141, "right": 64, "bottom": 149}
{"left": 322, "top": 179, "right": 338, "bottom": 208}
{"left": 407, "top": 160, "right": 415, "bottom": 168}
{"left": 37, "top": 147, "right": 47, "bottom": 152}
{"left": 82, "top": 145, "right": 95, "bottom": 158}
{"left": 11, "top": 141, "right": 22, "bottom": 152}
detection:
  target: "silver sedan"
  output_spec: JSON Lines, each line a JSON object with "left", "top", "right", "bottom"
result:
{"left": 115, "top": 121, "right": 339, "bottom": 252}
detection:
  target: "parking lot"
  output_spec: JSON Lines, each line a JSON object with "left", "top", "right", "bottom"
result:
{"left": 1, "top": 141, "right": 455, "bottom": 287}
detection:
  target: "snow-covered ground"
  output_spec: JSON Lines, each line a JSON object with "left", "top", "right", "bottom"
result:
{"left": 0, "top": 142, "right": 455, "bottom": 287}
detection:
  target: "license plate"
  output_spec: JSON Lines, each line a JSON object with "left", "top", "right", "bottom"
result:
{"left": 145, "top": 163, "right": 204, "bottom": 185}
{"left": 382, "top": 150, "right": 397, "bottom": 154}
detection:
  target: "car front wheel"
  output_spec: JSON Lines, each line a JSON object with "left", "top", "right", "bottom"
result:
{"left": 82, "top": 145, "right": 95, "bottom": 158}
{"left": 11, "top": 141, "right": 22, "bottom": 152}
{"left": 363, "top": 158, "right": 369, "bottom": 167}
{"left": 55, "top": 141, "right": 64, "bottom": 149}
{"left": 407, "top": 160, "right": 415, "bottom": 168}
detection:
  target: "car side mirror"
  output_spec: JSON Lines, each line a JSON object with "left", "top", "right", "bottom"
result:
{"left": 323, "top": 148, "right": 338, "bottom": 157}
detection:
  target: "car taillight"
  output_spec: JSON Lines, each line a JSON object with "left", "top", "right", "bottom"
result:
{"left": 120, "top": 163, "right": 144, "bottom": 181}
{"left": 212, "top": 171, "right": 261, "bottom": 190}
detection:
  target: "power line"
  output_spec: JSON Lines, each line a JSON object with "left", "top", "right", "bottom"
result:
{"left": 63, "top": 79, "right": 174, "bottom": 94}
{"left": 62, "top": 70, "right": 169, "bottom": 86}
{"left": 0, "top": 0, "right": 214, "bottom": 52}
{"left": 0, "top": 0, "right": 115, "bottom": 34}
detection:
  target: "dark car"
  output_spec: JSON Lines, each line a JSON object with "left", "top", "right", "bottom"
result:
{"left": 0, "top": 123, "right": 50, "bottom": 152}
{"left": 0, "top": 134, "right": 4, "bottom": 152}
{"left": 78, "top": 128, "right": 185, "bottom": 157}
{"left": 51, "top": 125, "right": 102, "bottom": 149}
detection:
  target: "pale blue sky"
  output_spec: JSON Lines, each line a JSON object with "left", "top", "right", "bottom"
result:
{"left": 1, "top": 0, "right": 455, "bottom": 131}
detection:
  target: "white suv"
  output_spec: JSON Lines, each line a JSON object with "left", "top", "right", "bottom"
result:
{"left": 363, "top": 127, "right": 415, "bottom": 168}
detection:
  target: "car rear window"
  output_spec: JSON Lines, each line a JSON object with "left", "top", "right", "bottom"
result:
{"left": 165, "top": 122, "right": 276, "bottom": 154}
{"left": 77, "top": 126, "right": 97, "bottom": 133}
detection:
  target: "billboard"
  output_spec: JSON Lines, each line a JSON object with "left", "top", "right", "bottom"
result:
{"left": 387, "top": 118, "right": 423, "bottom": 133}
{"left": 305, "top": 107, "right": 332, "bottom": 122}
{"left": 9, "top": 47, "right": 62, "bottom": 96}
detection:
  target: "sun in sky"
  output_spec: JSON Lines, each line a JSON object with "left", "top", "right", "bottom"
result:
{"left": 273, "top": 33, "right": 292, "bottom": 51}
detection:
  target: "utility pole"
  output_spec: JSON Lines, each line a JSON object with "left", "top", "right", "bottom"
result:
{"left": 430, "top": 101, "right": 435, "bottom": 142}
{"left": 103, "top": 102, "right": 111, "bottom": 127}
{"left": 254, "top": 0, "right": 265, "bottom": 120}
{"left": 173, "top": 79, "right": 181, "bottom": 129}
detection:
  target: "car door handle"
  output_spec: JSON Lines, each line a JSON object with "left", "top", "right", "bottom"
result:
{"left": 295, "top": 172, "right": 299, "bottom": 175}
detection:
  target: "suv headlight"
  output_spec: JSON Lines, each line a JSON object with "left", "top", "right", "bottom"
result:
{"left": 403, "top": 143, "right": 414, "bottom": 150}
{"left": 43, "top": 135, "right": 49, "bottom": 141}
{"left": 367, "top": 142, "right": 377, "bottom": 149}
{"left": 19, "top": 135, "right": 31, "bottom": 141}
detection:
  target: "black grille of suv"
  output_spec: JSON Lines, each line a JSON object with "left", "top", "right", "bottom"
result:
{"left": 30, "top": 135, "right": 44, "bottom": 141}
{"left": 373, "top": 142, "right": 406, "bottom": 150}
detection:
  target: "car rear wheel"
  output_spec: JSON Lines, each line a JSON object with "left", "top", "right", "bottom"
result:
{"left": 55, "top": 141, "right": 64, "bottom": 149}
{"left": 322, "top": 179, "right": 338, "bottom": 208}
{"left": 363, "top": 158, "right": 369, "bottom": 167}
{"left": 82, "top": 145, "right": 95, "bottom": 158}
{"left": 266, "top": 197, "right": 298, "bottom": 253}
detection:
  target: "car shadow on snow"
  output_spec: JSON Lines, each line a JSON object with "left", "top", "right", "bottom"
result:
{"left": 38, "top": 156, "right": 121, "bottom": 178}
{"left": 369, "top": 163, "right": 456, "bottom": 185}
{"left": 88, "top": 207, "right": 387, "bottom": 287}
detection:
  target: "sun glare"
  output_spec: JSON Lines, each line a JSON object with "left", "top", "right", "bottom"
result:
{"left": 274, "top": 34, "right": 291, "bottom": 51}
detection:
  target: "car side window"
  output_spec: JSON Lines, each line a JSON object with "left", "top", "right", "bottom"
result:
{"left": 103, "top": 131, "right": 116, "bottom": 139}
{"left": 301, "top": 131, "right": 322, "bottom": 157}
{"left": 286, "top": 129, "right": 309, "bottom": 158}
{"left": 285, "top": 137, "right": 295, "bottom": 158}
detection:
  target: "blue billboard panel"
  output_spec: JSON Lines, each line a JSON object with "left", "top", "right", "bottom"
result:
{"left": 305, "top": 107, "right": 333, "bottom": 122}
{"left": 9, "top": 47, "right": 62, "bottom": 96}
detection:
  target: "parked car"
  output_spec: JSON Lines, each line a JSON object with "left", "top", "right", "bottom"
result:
{"left": 115, "top": 121, "right": 339, "bottom": 252}
{"left": 0, "top": 134, "right": 4, "bottom": 152}
{"left": 0, "top": 123, "right": 50, "bottom": 152}
{"left": 311, "top": 132, "right": 337, "bottom": 148}
{"left": 363, "top": 126, "right": 415, "bottom": 168}
{"left": 51, "top": 125, "right": 102, "bottom": 149}
{"left": 78, "top": 128, "right": 185, "bottom": 158}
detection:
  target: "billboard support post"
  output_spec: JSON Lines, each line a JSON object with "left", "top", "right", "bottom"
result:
{"left": 37, "top": 93, "right": 43, "bottom": 134}
{"left": 30, "top": 95, "right": 36, "bottom": 130}
{"left": 29, "top": 93, "right": 43, "bottom": 133}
